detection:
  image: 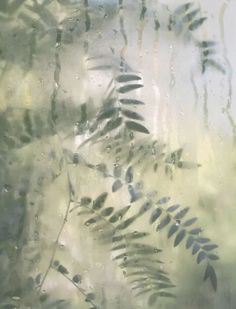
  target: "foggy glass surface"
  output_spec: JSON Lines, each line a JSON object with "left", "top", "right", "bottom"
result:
{"left": 0, "top": 1, "right": 235, "bottom": 308}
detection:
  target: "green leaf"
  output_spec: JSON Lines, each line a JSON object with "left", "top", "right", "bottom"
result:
{"left": 168, "top": 224, "right": 179, "bottom": 238}
{"left": 113, "top": 252, "right": 129, "bottom": 261}
{"left": 204, "top": 264, "right": 217, "bottom": 291}
{"left": 202, "top": 49, "right": 216, "bottom": 57}
{"left": 155, "top": 18, "right": 160, "bottom": 31}
{"left": 93, "top": 192, "right": 108, "bottom": 210}
{"left": 177, "top": 161, "right": 200, "bottom": 168}
{"left": 121, "top": 109, "right": 144, "bottom": 121}
{"left": 192, "top": 243, "right": 201, "bottom": 255}
{"left": 116, "top": 74, "right": 142, "bottom": 83}
{"left": 157, "top": 215, "right": 171, "bottom": 231}
{"left": 109, "top": 205, "right": 130, "bottom": 223}
{"left": 174, "top": 230, "right": 186, "bottom": 247}
{"left": 57, "top": 265, "right": 69, "bottom": 274}
{"left": 202, "top": 244, "right": 218, "bottom": 251}
{"left": 166, "top": 148, "right": 183, "bottom": 164}
{"left": 150, "top": 208, "right": 162, "bottom": 224}
{"left": 157, "top": 197, "right": 171, "bottom": 204}
{"left": 112, "top": 243, "right": 127, "bottom": 251}
{"left": 125, "top": 166, "right": 133, "bottom": 183}
{"left": 112, "top": 179, "right": 123, "bottom": 192}
{"left": 72, "top": 274, "right": 82, "bottom": 283}
{"left": 125, "top": 121, "right": 149, "bottom": 134}
{"left": 131, "top": 243, "right": 161, "bottom": 253}
{"left": 167, "top": 204, "right": 180, "bottom": 212}
{"left": 159, "top": 283, "right": 176, "bottom": 289}
{"left": 159, "top": 291, "right": 176, "bottom": 298}
{"left": 128, "top": 186, "right": 142, "bottom": 203}
{"left": 188, "top": 17, "right": 207, "bottom": 31}
{"left": 96, "top": 163, "right": 108, "bottom": 176}
{"left": 97, "top": 108, "right": 118, "bottom": 120}
{"left": 197, "top": 237, "right": 210, "bottom": 244}
{"left": 116, "top": 216, "right": 137, "bottom": 230}
{"left": 100, "top": 207, "right": 114, "bottom": 217}
{"left": 189, "top": 228, "right": 202, "bottom": 235}
{"left": 174, "top": 207, "right": 189, "bottom": 220}
{"left": 112, "top": 231, "right": 149, "bottom": 243}
{"left": 174, "top": 3, "right": 194, "bottom": 16}
{"left": 186, "top": 236, "right": 194, "bottom": 249}
{"left": 208, "top": 254, "right": 219, "bottom": 261}
{"left": 183, "top": 217, "right": 198, "bottom": 227}
{"left": 120, "top": 99, "right": 145, "bottom": 105}
{"left": 23, "top": 110, "right": 33, "bottom": 137}
{"left": 182, "top": 9, "right": 200, "bottom": 23}
{"left": 203, "top": 59, "right": 225, "bottom": 74}
{"left": 148, "top": 293, "right": 159, "bottom": 306}
{"left": 79, "top": 103, "right": 88, "bottom": 123}
{"left": 117, "top": 84, "right": 143, "bottom": 93}
{"left": 198, "top": 40, "right": 217, "bottom": 48}
{"left": 85, "top": 293, "right": 96, "bottom": 301}
{"left": 84, "top": 216, "right": 101, "bottom": 226}
{"left": 103, "top": 117, "right": 122, "bottom": 134}
{"left": 53, "top": 260, "right": 60, "bottom": 267}
{"left": 136, "top": 288, "right": 153, "bottom": 297}
{"left": 120, "top": 257, "right": 162, "bottom": 268}
{"left": 80, "top": 197, "right": 92, "bottom": 205}
{"left": 139, "top": 202, "right": 152, "bottom": 215}
{"left": 197, "top": 251, "right": 207, "bottom": 264}
{"left": 140, "top": 5, "right": 147, "bottom": 20}
{"left": 35, "top": 273, "right": 42, "bottom": 285}
{"left": 78, "top": 209, "right": 93, "bottom": 216}
{"left": 89, "top": 65, "right": 113, "bottom": 70}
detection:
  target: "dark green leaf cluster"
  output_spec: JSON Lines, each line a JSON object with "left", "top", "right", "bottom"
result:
{"left": 85, "top": 70, "right": 150, "bottom": 138}
{"left": 149, "top": 197, "right": 219, "bottom": 291}
{"left": 172, "top": 2, "right": 207, "bottom": 32}
{"left": 171, "top": 3, "right": 225, "bottom": 75}
{"left": 198, "top": 40, "right": 225, "bottom": 74}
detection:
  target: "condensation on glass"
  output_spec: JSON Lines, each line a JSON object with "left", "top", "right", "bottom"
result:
{"left": 0, "top": 1, "right": 235, "bottom": 308}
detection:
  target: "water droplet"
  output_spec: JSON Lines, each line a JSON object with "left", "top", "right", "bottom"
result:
{"left": 12, "top": 296, "right": 20, "bottom": 301}
{"left": 2, "top": 184, "right": 11, "bottom": 193}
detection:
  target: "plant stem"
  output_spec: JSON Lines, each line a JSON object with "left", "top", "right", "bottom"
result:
{"left": 38, "top": 196, "right": 72, "bottom": 292}
{"left": 55, "top": 269, "right": 99, "bottom": 308}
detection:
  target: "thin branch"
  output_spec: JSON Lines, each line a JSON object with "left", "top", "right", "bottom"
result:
{"left": 38, "top": 196, "right": 72, "bottom": 292}
{"left": 54, "top": 269, "right": 99, "bottom": 308}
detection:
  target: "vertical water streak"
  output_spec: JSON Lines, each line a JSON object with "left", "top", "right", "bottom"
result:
{"left": 219, "top": 0, "right": 236, "bottom": 143}
{"left": 51, "top": 28, "right": 62, "bottom": 123}
{"left": 101, "top": 288, "right": 107, "bottom": 309}
{"left": 28, "top": 30, "right": 36, "bottom": 69}
{"left": 190, "top": 69, "right": 199, "bottom": 109}
{"left": 118, "top": 0, "right": 128, "bottom": 72}
{"left": 203, "top": 81, "right": 209, "bottom": 129}
{"left": 219, "top": 1, "right": 232, "bottom": 110}
{"left": 169, "top": 45, "right": 176, "bottom": 90}
{"left": 153, "top": 8, "right": 160, "bottom": 136}
{"left": 137, "top": 0, "right": 147, "bottom": 49}
{"left": 84, "top": 0, "right": 91, "bottom": 55}
{"left": 198, "top": 1, "right": 209, "bottom": 129}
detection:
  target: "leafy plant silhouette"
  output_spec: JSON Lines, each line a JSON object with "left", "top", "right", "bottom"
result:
{"left": 0, "top": 1, "right": 221, "bottom": 308}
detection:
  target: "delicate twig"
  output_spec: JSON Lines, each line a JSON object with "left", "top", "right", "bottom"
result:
{"left": 54, "top": 269, "right": 99, "bottom": 308}
{"left": 38, "top": 196, "right": 72, "bottom": 292}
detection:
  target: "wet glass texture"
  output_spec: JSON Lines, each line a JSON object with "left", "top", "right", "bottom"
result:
{"left": 0, "top": 1, "right": 235, "bottom": 308}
